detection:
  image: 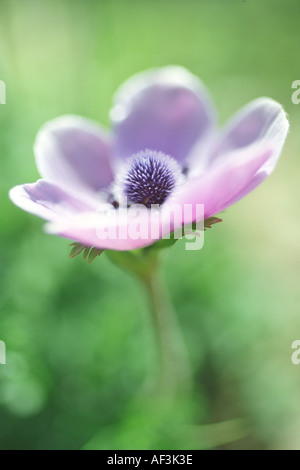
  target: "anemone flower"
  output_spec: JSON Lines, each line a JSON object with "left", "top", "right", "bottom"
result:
{"left": 9, "top": 66, "right": 289, "bottom": 252}
{"left": 8, "top": 66, "right": 290, "bottom": 402}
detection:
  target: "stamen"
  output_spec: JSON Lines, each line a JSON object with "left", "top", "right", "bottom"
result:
{"left": 120, "top": 150, "right": 182, "bottom": 208}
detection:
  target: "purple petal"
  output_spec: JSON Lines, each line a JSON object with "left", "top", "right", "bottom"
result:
{"left": 9, "top": 180, "right": 95, "bottom": 222}
{"left": 34, "top": 115, "right": 115, "bottom": 201}
{"left": 210, "top": 98, "right": 289, "bottom": 175}
{"left": 111, "top": 66, "right": 216, "bottom": 163}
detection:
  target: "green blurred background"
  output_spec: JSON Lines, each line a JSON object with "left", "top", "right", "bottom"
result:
{"left": 0, "top": 0, "right": 299, "bottom": 450}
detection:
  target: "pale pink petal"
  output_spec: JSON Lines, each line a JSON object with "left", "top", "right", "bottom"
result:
{"left": 45, "top": 208, "right": 163, "bottom": 251}
{"left": 221, "top": 171, "right": 268, "bottom": 208}
{"left": 168, "top": 143, "right": 275, "bottom": 224}
{"left": 9, "top": 180, "right": 94, "bottom": 222}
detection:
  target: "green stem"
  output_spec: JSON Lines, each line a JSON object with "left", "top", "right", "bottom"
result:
{"left": 142, "top": 261, "right": 192, "bottom": 397}
{"left": 107, "top": 250, "right": 192, "bottom": 397}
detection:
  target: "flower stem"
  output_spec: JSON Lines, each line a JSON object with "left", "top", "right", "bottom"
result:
{"left": 106, "top": 249, "right": 192, "bottom": 397}
{"left": 141, "top": 258, "right": 192, "bottom": 398}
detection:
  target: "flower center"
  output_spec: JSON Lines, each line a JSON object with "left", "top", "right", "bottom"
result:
{"left": 122, "top": 150, "right": 181, "bottom": 208}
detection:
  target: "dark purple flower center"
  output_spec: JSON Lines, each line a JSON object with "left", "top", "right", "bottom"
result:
{"left": 122, "top": 151, "right": 180, "bottom": 208}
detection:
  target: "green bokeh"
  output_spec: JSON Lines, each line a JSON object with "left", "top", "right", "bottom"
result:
{"left": 0, "top": 0, "right": 299, "bottom": 450}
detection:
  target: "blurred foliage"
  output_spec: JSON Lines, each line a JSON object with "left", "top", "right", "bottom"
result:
{"left": 0, "top": 0, "right": 300, "bottom": 450}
